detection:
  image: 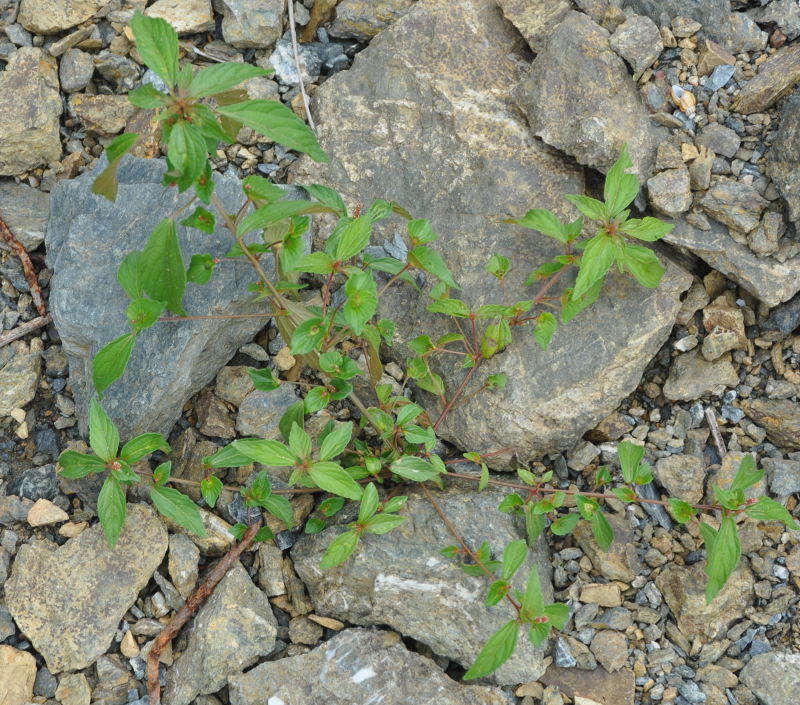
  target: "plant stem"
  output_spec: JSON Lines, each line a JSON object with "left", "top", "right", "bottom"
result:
{"left": 433, "top": 361, "right": 480, "bottom": 431}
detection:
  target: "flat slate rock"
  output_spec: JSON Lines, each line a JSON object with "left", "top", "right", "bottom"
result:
{"left": 293, "top": 0, "right": 690, "bottom": 468}
{"left": 621, "top": 0, "right": 734, "bottom": 48}
{"left": 0, "top": 181, "right": 50, "bottom": 251}
{"left": 5, "top": 503, "right": 167, "bottom": 673}
{"left": 740, "top": 652, "right": 800, "bottom": 705}
{"left": 292, "top": 484, "right": 552, "bottom": 685}
{"left": 228, "top": 628, "right": 511, "bottom": 705}
{"left": 767, "top": 89, "right": 800, "bottom": 227}
{"left": 45, "top": 156, "right": 276, "bottom": 440}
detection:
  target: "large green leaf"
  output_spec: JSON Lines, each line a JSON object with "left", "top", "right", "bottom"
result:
{"left": 93, "top": 332, "right": 137, "bottom": 397}
{"left": 335, "top": 216, "right": 372, "bottom": 261}
{"left": 139, "top": 219, "right": 187, "bottom": 316}
{"left": 188, "top": 63, "right": 270, "bottom": 99}
{"left": 730, "top": 455, "right": 764, "bottom": 493}
{"left": 233, "top": 438, "right": 297, "bottom": 466}
{"left": 603, "top": 144, "right": 639, "bottom": 217}
{"left": 237, "top": 200, "right": 334, "bottom": 237}
{"left": 617, "top": 440, "right": 644, "bottom": 484}
{"left": 620, "top": 216, "right": 674, "bottom": 241}
{"left": 150, "top": 485, "right": 207, "bottom": 537}
{"left": 507, "top": 208, "right": 567, "bottom": 242}
{"left": 98, "top": 476, "right": 127, "bottom": 549}
{"left": 343, "top": 269, "right": 378, "bottom": 335}
{"left": 591, "top": 511, "right": 614, "bottom": 551}
{"left": 167, "top": 120, "right": 208, "bottom": 192}
{"left": 216, "top": 99, "right": 329, "bottom": 162}
{"left": 320, "top": 529, "right": 359, "bottom": 569}
{"left": 308, "top": 461, "right": 363, "bottom": 500}
{"left": 704, "top": 516, "right": 740, "bottom": 604}
{"left": 91, "top": 132, "right": 140, "bottom": 202}
{"left": 390, "top": 456, "right": 442, "bottom": 482}
{"left": 745, "top": 496, "right": 799, "bottom": 530}
{"left": 319, "top": 421, "right": 353, "bottom": 461}
{"left": 58, "top": 450, "right": 108, "bottom": 479}
{"left": 463, "top": 620, "right": 519, "bottom": 680}
{"left": 573, "top": 234, "right": 615, "bottom": 300}
{"left": 89, "top": 398, "right": 120, "bottom": 462}
{"left": 130, "top": 12, "right": 178, "bottom": 88}
{"left": 501, "top": 539, "right": 528, "bottom": 581}
{"left": 120, "top": 433, "right": 170, "bottom": 464}
{"left": 618, "top": 243, "right": 665, "bottom": 289}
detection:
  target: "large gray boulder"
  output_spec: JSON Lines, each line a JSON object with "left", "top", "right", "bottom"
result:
{"left": 292, "top": 484, "right": 553, "bottom": 685}
{"left": 621, "top": 0, "right": 734, "bottom": 48}
{"left": 293, "top": 0, "right": 691, "bottom": 468}
{"left": 768, "top": 90, "right": 800, "bottom": 226}
{"left": 45, "top": 157, "right": 270, "bottom": 440}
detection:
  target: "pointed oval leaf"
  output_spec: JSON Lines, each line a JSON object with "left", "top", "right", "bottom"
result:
{"left": 93, "top": 332, "right": 137, "bottom": 397}
{"left": 320, "top": 529, "right": 360, "bottom": 569}
{"left": 89, "top": 398, "right": 120, "bottom": 462}
{"left": 463, "top": 620, "right": 519, "bottom": 680}
{"left": 98, "top": 476, "right": 127, "bottom": 549}
{"left": 150, "top": 485, "right": 207, "bottom": 537}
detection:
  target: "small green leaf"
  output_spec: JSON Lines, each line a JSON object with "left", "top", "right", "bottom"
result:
{"left": 522, "top": 565, "right": 545, "bottom": 616}
{"left": 612, "top": 487, "right": 637, "bottom": 503}
{"left": 91, "top": 132, "right": 140, "bottom": 201}
{"left": 409, "top": 246, "right": 459, "bottom": 290}
{"left": 730, "top": 455, "right": 764, "bottom": 493}
{"left": 89, "top": 398, "right": 120, "bottom": 462}
{"left": 320, "top": 530, "right": 360, "bottom": 569}
{"left": 486, "top": 253, "right": 510, "bottom": 279}
{"left": 127, "top": 298, "right": 166, "bottom": 331}
{"left": 551, "top": 513, "right": 580, "bottom": 536}
{"left": 309, "top": 462, "right": 364, "bottom": 500}
{"left": 230, "top": 523, "right": 248, "bottom": 541}
{"left": 260, "top": 494, "right": 294, "bottom": 529}
{"left": 486, "top": 579, "right": 510, "bottom": 606}
{"left": 288, "top": 423, "right": 312, "bottom": 460}
{"left": 234, "top": 439, "right": 297, "bottom": 466}
{"left": 98, "top": 476, "right": 127, "bottom": 549}
{"left": 363, "top": 514, "right": 407, "bottom": 534}
{"left": 620, "top": 217, "right": 674, "bottom": 242}
{"left": 667, "top": 497, "right": 697, "bottom": 524}
{"left": 304, "top": 184, "right": 347, "bottom": 216}
{"left": 591, "top": 511, "right": 614, "bottom": 551}
{"left": 544, "top": 602, "right": 569, "bottom": 630}
{"left": 426, "top": 298, "right": 470, "bottom": 318}
{"left": 279, "top": 401, "right": 305, "bottom": 442}
{"left": 188, "top": 62, "right": 270, "bottom": 99}
{"left": 603, "top": 144, "right": 639, "bottom": 217}
{"left": 564, "top": 194, "right": 608, "bottom": 221}
{"left": 93, "top": 333, "right": 137, "bottom": 397}
{"left": 139, "top": 219, "right": 187, "bottom": 316}
{"left": 120, "top": 433, "right": 170, "bottom": 464}
{"left": 336, "top": 216, "right": 373, "bottom": 261}
{"left": 618, "top": 441, "right": 644, "bottom": 485}
{"left": 181, "top": 208, "right": 216, "bottom": 235}
{"left": 463, "top": 620, "right": 519, "bottom": 680}
{"left": 745, "top": 496, "right": 800, "bottom": 530}
{"left": 130, "top": 11, "right": 178, "bottom": 87}
{"left": 305, "top": 517, "right": 326, "bottom": 534}
{"left": 358, "top": 482, "right": 379, "bottom": 522}
{"left": 293, "top": 251, "right": 335, "bottom": 274}
{"left": 291, "top": 317, "right": 326, "bottom": 355}
{"left": 618, "top": 243, "right": 665, "bottom": 289}
{"left": 237, "top": 200, "right": 334, "bottom": 238}
{"left": 382, "top": 495, "right": 407, "bottom": 514}
{"left": 203, "top": 443, "right": 253, "bottom": 468}
{"left": 319, "top": 421, "right": 353, "bottom": 461}
{"left": 150, "top": 485, "right": 207, "bottom": 538}
{"left": 573, "top": 234, "right": 615, "bottom": 300}
{"left": 242, "top": 174, "right": 284, "bottom": 202}
{"left": 128, "top": 83, "right": 171, "bottom": 109}
{"left": 526, "top": 259, "right": 566, "bottom": 286}
{"left": 167, "top": 120, "right": 208, "bottom": 192}
{"left": 478, "top": 462, "right": 490, "bottom": 491}
{"left": 320, "top": 496, "right": 346, "bottom": 517}
{"left": 253, "top": 526, "right": 275, "bottom": 542}
{"left": 533, "top": 312, "right": 557, "bottom": 351}
{"left": 390, "top": 456, "right": 442, "bottom": 482}
{"left": 704, "top": 516, "right": 740, "bottom": 604}
{"left": 200, "top": 475, "right": 223, "bottom": 508}
{"left": 525, "top": 508, "right": 546, "bottom": 544}
{"left": 407, "top": 218, "right": 438, "bottom": 244}
{"left": 507, "top": 208, "right": 567, "bottom": 242}
{"left": 561, "top": 279, "right": 603, "bottom": 324}
{"left": 58, "top": 450, "right": 107, "bottom": 479}
{"left": 344, "top": 269, "right": 378, "bottom": 335}
{"left": 501, "top": 539, "right": 528, "bottom": 580}
{"left": 528, "top": 621, "right": 550, "bottom": 647}
{"left": 117, "top": 251, "right": 144, "bottom": 299}
{"left": 248, "top": 367, "right": 282, "bottom": 391}
{"left": 152, "top": 461, "right": 170, "bottom": 486}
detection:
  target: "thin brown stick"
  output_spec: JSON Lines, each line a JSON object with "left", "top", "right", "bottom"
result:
{"left": 0, "top": 314, "right": 52, "bottom": 348}
{"left": 705, "top": 407, "right": 727, "bottom": 458}
{"left": 146, "top": 519, "right": 263, "bottom": 705}
{"left": 0, "top": 218, "right": 47, "bottom": 316}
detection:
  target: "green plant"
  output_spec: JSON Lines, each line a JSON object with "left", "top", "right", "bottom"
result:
{"left": 56, "top": 13, "right": 799, "bottom": 682}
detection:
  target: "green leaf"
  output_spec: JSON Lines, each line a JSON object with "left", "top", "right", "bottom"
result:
{"left": 564, "top": 194, "right": 608, "bottom": 221}
{"left": 475, "top": 304, "right": 508, "bottom": 319}
{"left": 130, "top": 11, "right": 178, "bottom": 87}
{"left": 319, "top": 421, "right": 353, "bottom": 461}
{"left": 128, "top": 83, "right": 171, "bottom": 109}
{"left": 551, "top": 513, "right": 580, "bottom": 536}
{"left": 188, "top": 62, "right": 270, "bottom": 99}
{"left": 603, "top": 144, "right": 639, "bottom": 216}
{"left": 409, "top": 246, "right": 459, "bottom": 290}
{"left": 426, "top": 298, "right": 470, "bottom": 318}
{"left": 261, "top": 494, "right": 295, "bottom": 529}
{"left": 91, "top": 132, "right": 140, "bottom": 201}
{"left": 120, "top": 433, "right": 169, "bottom": 464}
{"left": 304, "top": 184, "right": 347, "bottom": 216}
{"left": 363, "top": 513, "right": 407, "bottom": 534}
{"left": 304, "top": 386, "right": 329, "bottom": 414}
{"left": 203, "top": 443, "right": 253, "bottom": 468}
{"left": 139, "top": 219, "right": 187, "bottom": 316}
{"left": 618, "top": 441, "right": 644, "bottom": 485}
{"left": 573, "top": 234, "right": 615, "bottom": 300}
{"left": 230, "top": 523, "right": 248, "bottom": 541}
{"left": 620, "top": 217, "right": 674, "bottom": 242}
{"left": 167, "top": 120, "right": 208, "bottom": 192}
{"left": 561, "top": 279, "right": 603, "bottom": 324}
{"left": 319, "top": 351, "right": 362, "bottom": 380}
{"left": 305, "top": 517, "right": 326, "bottom": 534}
{"left": 704, "top": 516, "right": 740, "bottom": 604}
{"left": 320, "top": 530, "right": 359, "bottom": 569}
{"left": 195, "top": 160, "right": 214, "bottom": 204}
{"left": 612, "top": 486, "right": 637, "bottom": 503}
{"left": 358, "top": 482, "right": 379, "bottom": 522}
{"left": 591, "top": 511, "right": 614, "bottom": 551}
{"left": 216, "top": 99, "right": 328, "bottom": 162}
{"left": 58, "top": 450, "right": 107, "bottom": 479}
{"left": 634, "top": 462, "right": 653, "bottom": 485}
{"left": 150, "top": 485, "right": 207, "bottom": 537}
{"left": 501, "top": 539, "right": 528, "bottom": 580}
{"left": 127, "top": 297, "right": 166, "bottom": 331}
{"left": 486, "top": 579, "right": 510, "bottom": 607}
{"left": 745, "top": 496, "right": 800, "bottom": 530}
{"left": 344, "top": 269, "right": 378, "bottom": 335}
{"left": 89, "top": 398, "right": 119, "bottom": 462}
{"left": 478, "top": 462, "right": 490, "bottom": 491}
{"left": 288, "top": 423, "right": 312, "bottom": 460}
{"left": 698, "top": 521, "right": 717, "bottom": 553}
{"left": 463, "top": 620, "right": 519, "bottom": 680}
{"left": 528, "top": 622, "right": 550, "bottom": 647}
{"left": 309, "top": 462, "right": 363, "bottom": 500}
{"left": 248, "top": 367, "right": 282, "bottom": 391}
{"left": 293, "top": 251, "right": 335, "bottom": 274}
{"left": 279, "top": 401, "right": 305, "bottom": 442}
{"left": 508, "top": 208, "right": 568, "bottom": 242}
{"left": 618, "top": 243, "right": 665, "bottom": 289}
{"left": 667, "top": 497, "right": 697, "bottom": 524}
{"left": 407, "top": 218, "right": 438, "bottom": 244}
{"left": 200, "top": 475, "right": 223, "bottom": 508}
{"left": 237, "top": 200, "right": 334, "bottom": 238}
{"left": 526, "top": 259, "right": 566, "bottom": 286}
{"left": 320, "top": 496, "right": 346, "bottom": 517}
{"left": 181, "top": 207, "right": 216, "bottom": 235}
{"left": 336, "top": 216, "right": 372, "bottom": 261}
{"left": 98, "top": 476, "right": 127, "bottom": 549}
{"left": 533, "top": 312, "right": 557, "bottom": 351}
{"left": 117, "top": 251, "right": 144, "bottom": 299}
{"left": 544, "top": 602, "right": 569, "bottom": 630}
{"left": 730, "top": 455, "right": 764, "bottom": 493}
{"left": 291, "top": 317, "right": 326, "bottom": 355}
{"left": 234, "top": 438, "right": 297, "bottom": 466}
{"left": 152, "top": 461, "right": 170, "bottom": 486}
{"left": 242, "top": 174, "right": 284, "bottom": 202}
{"left": 390, "top": 456, "right": 442, "bottom": 482}
{"left": 382, "top": 495, "right": 407, "bottom": 513}
{"left": 522, "top": 564, "right": 545, "bottom": 616}
{"left": 92, "top": 332, "right": 136, "bottom": 397}
{"left": 253, "top": 526, "right": 275, "bottom": 542}
{"left": 525, "top": 507, "right": 546, "bottom": 543}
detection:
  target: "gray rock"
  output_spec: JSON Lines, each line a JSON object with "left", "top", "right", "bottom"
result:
{"left": 573, "top": 511, "right": 642, "bottom": 582}
{"left": 621, "top": 0, "right": 733, "bottom": 48}
{"left": 145, "top": 0, "right": 214, "bottom": 35}
{"left": 58, "top": 48, "right": 95, "bottom": 93}
{"left": 168, "top": 533, "right": 199, "bottom": 599}
{"left": 0, "top": 181, "right": 49, "bottom": 251}
{"left": 767, "top": 90, "right": 800, "bottom": 226}
{"left": 269, "top": 38, "right": 321, "bottom": 86}
{"left": 609, "top": 14, "right": 663, "bottom": 80}
{"left": 748, "top": 211, "right": 786, "bottom": 258}
{"left": 704, "top": 64, "right": 735, "bottom": 92}
{"left": 496, "top": 0, "right": 572, "bottom": 53}
{"left": 8, "top": 464, "right": 58, "bottom": 501}
{"left": 648, "top": 168, "right": 692, "bottom": 217}
{"left": 93, "top": 50, "right": 140, "bottom": 92}
{"left": 17, "top": 0, "right": 107, "bottom": 34}
{"left": 734, "top": 44, "right": 800, "bottom": 114}
{"left": 656, "top": 561, "right": 754, "bottom": 641}
{"left": 763, "top": 290, "right": 800, "bottom": 333}
{"left": 761, "top": 458, "right": 800, "bottom": 496}
{"left": 293, "top": 0, "right": 690, "bottom": 468}
{"left": 328, "top": 0, "right": 417, "bottom": 42}
{"left": 749, "top": 0, "right": 800, "bottom": 41}
{"left": 69, "top": 94, "right": 137, "bottom": 136}
{"left": 663, "top": 349, "right": 738, "bottom": 401}
{"left": 635, "top": 481, "right": 674, "bottom": 530}
{"left": 291, "top": 484, "right": 553, "bottom": 685}
{"left": 163, "top": 562, "right": 277, "bottom": 705}
{"left": 5, "top": 504, "right": 167, "bottom": 673}
{"left": 700, "top": 178, "right": 768, "bottom": 235}
{"left": 590, "top": 630, "right": 627, "bottom": 672}
{"left": 229, "top": 628, "right": 510, "bottom": 705}
{"left": 728, "top": 11, "right": 768, "bottom": 54}
{"left": 0, "top": 47, "right": 62, "bottom": 176}
{"left": 4, "top": 22, "right": 31, "bottom": 45}
{"left": 220, "top": 0, "right": 283, "bottom": 49}
{"left": 740, "top": 398, "right": 800, "bottom": 450}
{"left": 740, "top": 652, "right": 800, "bottom": 705}
{"left": 33, "top": 665, "right": 58, "bottom": 698}
{"left": 0, "top": 495, "right": 34, "bottom": 526}
{"left": 45, "top": 156, "right": 270, "bottom": 440}
{"left": 236, "top": 385, "right": 298, "bottom": 438}
{"left": 701, "top": 329, "right": 740, "bottom": 361}
{"left": 514, "top": 11, "right": 667, "bottom": 180}
{"left": 0, "top": 342, "right": 41, "bottom": 416}
{"left": 654, "top": 454, "right": 704, "bottom": 504}
{"left": 696, "top": 124, "right": 741, "bottom": 159}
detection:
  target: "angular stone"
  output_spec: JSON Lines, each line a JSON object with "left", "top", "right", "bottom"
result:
{"left": 729, "top": 11, "right": 768, "bottom": 54}
{"left": 163, "top": 562, "right": 277, "bottom": 705}
{"left": 293, "top": 0, "right": 690, "bottom": 468}
{"left": 58, "top": 47, "right": 94, "bottom": 92}
{"left": 735, "top": 44, "right": 800, "bottom": 114}
{"left": 17, "top": 0, "right": 108, "bottom": 34}
{"left": 292, "top": 484, "right": 553, "bottom": 685}
{"left": 573, "top": 512, "right": 641, "bottom": 583}
{"left": 93, "top": 50, "right": 140, "bottom": 92}
{"left": 700, "top": 178, "right": 768, "bottom": 234}
{"left": 0, "top": 47, "right": 62, "bottom": 176}
{"left": 514, "top": 11, "right": 667, "bottom": 180}
{"left": 750, "top": 0, "right": 800, "bottom": 42}
{"left": 688, "top": 145, "right": 714, "bottom": 191}
{"left": 496, "top": 0, "right": 572, "bottom": 53}
{"left": 145, "top": 0, "right": 214, "bottom": 35}
{"left": 229, "top": 628, "right": 510, "bottom": 705}
{"left": 0, "top": 342, "right": 41, "bottom": 416}
{"left": 740, "top": 398, "right": 800, "bottom": 450}
{"left": 5, "top": 504, "right": 167, "bottom": 673}
{"left": 168, "top": 533, "right": 199, "bottom": 599}
{"left": 590, "top": 631, "right": 627, "bottom": 673}
{"left": 45, "top": 157, "right": 274, "bottom": 440}
{"left": 0, "top": 181, "right": 50, "bottom": 252}
{"left": 740, "top": 652, "right": 800, "bottom": 705}
{"left": 27, "top": 498, "right": 69, "bottom": 526}
{"left": 761, "top": 458, "right": 800, "bottom": 496}
{"left": 68, "top": 94, "right": 137, "bottom": 136}
{"left": 540, "top": 665, "right": 635, "bottom": 705}
{"left": 328, "top": 0, "right": 416, "bottom": 42}
{"left": 663, "top": 349, "right": 738, "bottom": 401}
{"left": 220, "top": 0, "right": 284, "bottom": 49}
{"left": 648, "top": 167, "right": 692, "bottom": 216}
{"left": 654, "top": 454, "right": 704, "bottom": 504}
{"left": 256, "top": 542, "right": 285, "bottom": 596}
{"left": 609, "top": 14, "right": 663, "bottom": 80}
{"left": 0, "top": 645, "right": 36, "bottom": 705}
{"left": 697, "top": 40, "right": 736, "bottom": 76}
{"left": 748, "top": 212, "right": 786, "bottom": 258}
{"left": 580, "top": 583, "right": 622, "bottom": 607}
{"left": 656, "top": 561, "right": 753, "bottom": 641}
{"left": 195, "top": 389, "right": 235, "bottom": 439}
{"left": 696, "top": 123, "right": 740, "bottom": 159}
{"left": 214, "top": 365, "right": 255, "bottom": 407}
{"left": 236, "top": 385, "right": 298, "bottom": 439}
{"left": 702, "top": 330, "right": 740, "bottom": 361}
{"left": 54, "top": 673, "right": 91, "bottom": 705}
{"left": 767, "top": 91, "right": 800, "bottom": 226}
{"left": 621, "top": 0, "right": 733, "bottom": 48}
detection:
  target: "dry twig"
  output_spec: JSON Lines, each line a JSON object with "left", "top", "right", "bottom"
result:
{"left": 0, "top": 218, "right": 47, "bottom": 316}
{"left": 287, "top": 0, "right": 317, "bottom": 132}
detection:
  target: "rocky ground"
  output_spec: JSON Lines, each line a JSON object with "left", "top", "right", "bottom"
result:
{"left": 1, "top": 1, "right": 800, "bottom": 705}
